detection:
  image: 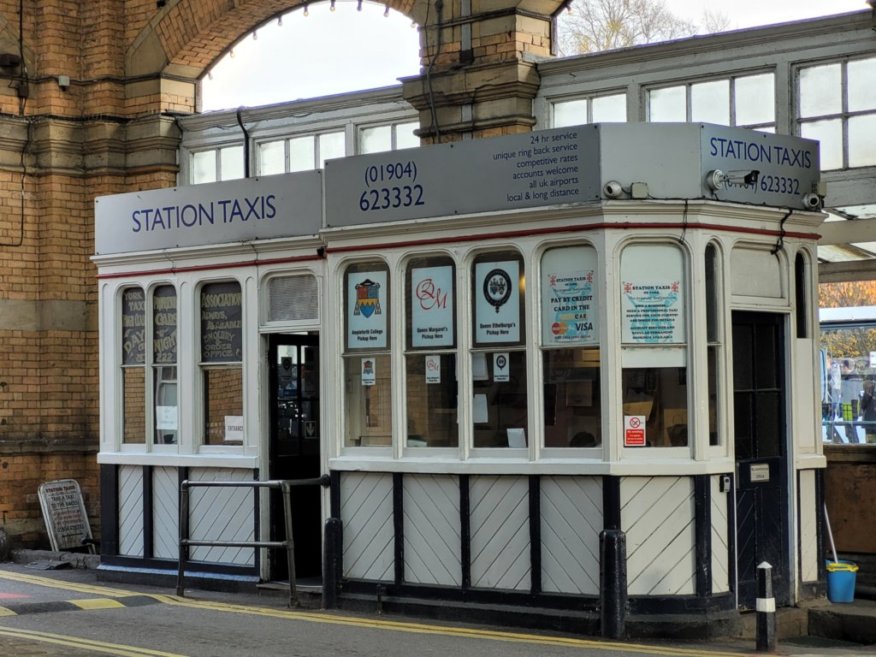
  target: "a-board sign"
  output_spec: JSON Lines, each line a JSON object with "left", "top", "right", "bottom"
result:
{"left": 38, "top": 479, "right": 93, "bottom": 552}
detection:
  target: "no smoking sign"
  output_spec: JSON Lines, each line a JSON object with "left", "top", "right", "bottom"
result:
{"left": 624, "top": 415, "right": 646, "bottom": 447}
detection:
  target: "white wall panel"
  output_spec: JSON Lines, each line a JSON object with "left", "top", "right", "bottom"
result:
{"left": 470, "top": 476, "right": 530, "bottom": 591}
{"left": 799, "top": 470, "right": 819, "bottom": 583}
{"left": 711, "top": 475, "right": 730, "bottom": 594}
{"left": 403, "top": 475, "right": 461, "bottom": 586}
{"left": 541, "top": 476, "right": 602, "bottom": 595}
{"left": 118, "top": 466, "right": 144, "bottom": 557}
{"left": 622, "top": 477, "right": 695, "bottom": 596}
{"left": 188, "top": 468, "right": 254, "bottom": 566}
{"left": 153, "top": 467, "right": 179, "bottom": 560}
{"left": 341, "top": 473, "right": 394, "bottom": 581}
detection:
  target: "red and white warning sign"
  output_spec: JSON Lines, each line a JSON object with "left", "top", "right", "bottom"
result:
{"left": 624, "top": 415, "right": 646, "bottom": 447}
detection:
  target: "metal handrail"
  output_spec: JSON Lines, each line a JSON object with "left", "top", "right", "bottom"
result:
{"left": 177, "top": 475, "right": 330, "bottom": 607}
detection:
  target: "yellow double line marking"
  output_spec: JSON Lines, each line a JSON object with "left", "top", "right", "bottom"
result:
{"left": 0, "top": 626, "right": 186, "bottom": 657}
{"left": 0, "top": 570, "right": 745, "bottom": 657}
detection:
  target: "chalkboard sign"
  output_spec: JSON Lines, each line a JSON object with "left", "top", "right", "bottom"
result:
{"left": 153, "top": 285, "right": 177, "bottom": 364}
{"left": 37, "top": 479, "right": 94, "bottom": 552}
{"left": 200, "top": 281, "right": 242, "bottom": 362}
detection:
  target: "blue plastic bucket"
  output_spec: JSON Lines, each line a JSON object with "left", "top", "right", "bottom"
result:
{"left": 826, "top": 560, "right": 858, "bottom": 603}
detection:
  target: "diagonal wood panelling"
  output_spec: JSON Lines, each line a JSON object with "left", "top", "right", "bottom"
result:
{"left": 799, "top": 470, "right": 819, "bottom": 583}
{"left": 341, "top": 473, "right": 394, "bottom": 581}
{"left": 470, "top": 476, "right": 530, "bottom": 591}
{"left": 119, "top": 466, "right": 144, "bottom": 557}
{"left": 403, "top": 475, "right": 461, "bottom": 586}
{"left": 189, "top": 468, "right": 254, "bottom": 566}
{"left": 541, "top": 476, "right": 602, "bottom": 595}
{"left": 622, "top": 476, "right": 695, "bottom": 596}
{"left": 153, "top": 467, "right": 179, "bottom": 560}
{"left": 711, "top": 475, "right": 730, "bottom": 593}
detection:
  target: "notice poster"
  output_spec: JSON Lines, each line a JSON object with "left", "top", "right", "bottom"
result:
{"left": 224, "top": 416, "right": 244, "bottom": 442}
{"left": 200, "top": 282, "right": 243, "bottom": 362}
{"left": 541, "top": 246, "right": 598, "bottom": 346}
{"left": 425, "top": 355, "right": 441, "bottom": 384}
{"left": 620, "top": 244, "right": 685, "bottom": 344}
{"left": 475, "top": 260, "right": 520, "bottom": 344}
{"left": 347, "top": 270, "right": 388, "bottom": 349}
{"left": 362, "top": 358, "right": 376, "bottom": 386}
{"left": 493, "top": 353, "right": 510, "bottom": 382}
{"left": 411, "top": 265, "right": 454, "bottom": 348}
{"left": 624, "top": 415, "right": 646, "bottom": 447}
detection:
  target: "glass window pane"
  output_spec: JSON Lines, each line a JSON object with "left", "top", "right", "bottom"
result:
{"left": 203, "top": 367, "right": 243, "bottom": 445}
{"left": 708, "top": 347, "right": 719, "bottom": 446}
{"left": 122, "top": 367, "right": 146, "bottom": 444}
{"left": 820, "top": 324, "right": 876, "bottom": 444}
{"left": 395, "top": 121, "right": 420, "bottom": 150}
{"left": 622, "top": 367, "right": 688, "bottom": 447}
{"left": 472, "top": 350, "right": 528, "bottom": 448}
{"left": 153, "top": 285, "right": 177, "bottom": 445}
{"left": 289, "top": 136, "right": 315, "bottom": 172}
{"left": 122, "top": 288, "right": 145, "bottom": 365}
{"left": 691, "top": 80, "right": 729, "bottom": 125}
{"left": 344, "top": 354, "right": 392, "bottom": 447}
{"left": 200, "top": 281, "right": 242, "bottom": 363}
{"left": 405, "top": 354, "right": 458, "bottom": 447}
{"left": 648, "top": 86, "right": 686, "bottom": 122}
{"left": 318, "top": 131, "right": 345, "bottom": 167}
{"left": 360, "top": 125, "right": 392, "bottom": 154}
{"left": 543, "top": 348, "right": 601, "bottom": 448}
{"left": 220, "top": 145, "right": 244, "bottom": 181}
{"left": 799, "top": 63, "right": 841, "bottom": 118}
{"left": 192, "top": 150, "right": 216, "bottom": 184}
{"left": 154, "top": 366, "right": 178, "bottom": 445}
{"left": 849, "top": 114, "right": 876, "bottom": 168}
{"left": 259, "top": 140, "right": 286, "bottom": 175}
{"left": 553, "top": 99, "right": 588, "bottom": 127}
{"left": 591, "top": 94, "right": 626, "bottom": 122}
{"left": 849, "top": 57, "right": 876, "bottom": 112}
{"left": 801, "top": 119, "right": 843, "bottom": 170}
{"left": 735, "top": 74, "right": 775, "bottom": 126}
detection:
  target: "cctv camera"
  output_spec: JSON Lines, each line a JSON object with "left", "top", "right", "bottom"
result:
{"left": 603, "top": 181, "right": 623, "bottom": 198}
{"left": 802, "top": 193, "right": 822, "bottom": 210}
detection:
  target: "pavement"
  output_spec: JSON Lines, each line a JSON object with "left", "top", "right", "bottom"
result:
{"left": 1, "top": 548, "right": 876, "bottom": 655}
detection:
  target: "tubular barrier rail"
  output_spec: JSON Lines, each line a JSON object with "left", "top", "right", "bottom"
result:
{"left": 177, "top": 475, "right": 330, "bottom": 607}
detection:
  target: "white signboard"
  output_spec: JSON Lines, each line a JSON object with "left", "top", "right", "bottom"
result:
{"left": 38, "top": 479, "right": 93, "bottom": 552}
{"left": 411, "top": 265, "right": 454, "bottom": 348}
{"left": 542, "top": 246, "right": 598, "bottom": 346}
{"left": 347, "top": 270, "right": 388, "bottom": 349}
{"left": 624, "top": 415, "right": 647, "bottom": 447}
{"left": 475, "top": 260, "right": 520, "bottom": 344}
{"left": 156, "top": 405, "right": 178, "bottom": 431}
{"left": 493, "top": 353, "right": 510, "bottom": 382}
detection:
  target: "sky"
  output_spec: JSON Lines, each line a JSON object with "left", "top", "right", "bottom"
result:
{"left": 201, "top": 0, "right": 869, "bottom": 111}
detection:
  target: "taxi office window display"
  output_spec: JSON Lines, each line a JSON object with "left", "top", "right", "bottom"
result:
{"left": 344, "top": 261, "right": 392, "bottom": 447}
{"left": 200, "top": 281, "right": 244, "bottom": 446}
{"left": 540, "top": 245, "right": 602, "bottom": 448}
{"left": 405, "top": 255, "right": 458, "bottom": 448}
{"left": 620, "top": 243, "right": 689, "bottom": 448}
{"left": 471, "top": 251, "right": 528, "bottom": 449}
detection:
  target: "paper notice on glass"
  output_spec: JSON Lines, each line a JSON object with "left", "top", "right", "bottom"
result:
{"left": 224, "top": 415, "right": 244, "bottom": 443}
{"left": 425, "top": 354, "right": 441, "bottom": 384}
{"left": 473, "top": 394, "right": 488, "bottom": 423}
{"left": 493, "top": 352, "right": 509, "bottom": 382}
{"left": 362, "top": 358, "right": 376, "bottom": 386}
{"left": 507, "top": 428, "right": 526, "bottom": 448}
{"left": 156, "top": 405, "right": 178, "bottom": 430}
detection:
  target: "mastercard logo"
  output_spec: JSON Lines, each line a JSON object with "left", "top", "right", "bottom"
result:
{"left": 551, "top": 321, "right": 567, "bottom": 336}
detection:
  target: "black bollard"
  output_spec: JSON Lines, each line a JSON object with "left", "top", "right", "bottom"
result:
{"left": 322, "top": 517, "right": 343, "bottom": 609}
{"left": 600, "top": 528, "right": 628, "bottom": 639}
{"left": 756, "top": 561, "right": 776, "bottom": 652}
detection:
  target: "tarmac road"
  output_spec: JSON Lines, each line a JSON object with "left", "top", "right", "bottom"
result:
{"left": 0, "top": 562, "right": 874, "bottom": 657}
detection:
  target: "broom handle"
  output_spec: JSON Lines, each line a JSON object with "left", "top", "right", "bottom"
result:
{"left": 823, "top": 503, "right": 839, "bottom": 564}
